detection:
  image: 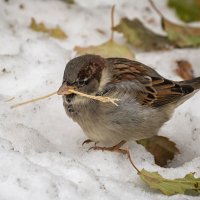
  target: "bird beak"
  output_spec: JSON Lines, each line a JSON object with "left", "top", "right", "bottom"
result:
{"left": 57, "top": 84, "right": 75, "bottom": 95}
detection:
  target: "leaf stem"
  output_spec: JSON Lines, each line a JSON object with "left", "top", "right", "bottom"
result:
{"left": 126, "top": 149, "right": 141, "bottom": 174}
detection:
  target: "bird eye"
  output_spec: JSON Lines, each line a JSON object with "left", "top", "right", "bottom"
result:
{"left": 76, "top": 78, "right": 89, "bottom": 87}
{"left": 77, "top": 79, "right": 85, "bottom": 86}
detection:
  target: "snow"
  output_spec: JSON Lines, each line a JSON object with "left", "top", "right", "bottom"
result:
{"left": 0, "top": 0, "right": 200, "bottom": 199}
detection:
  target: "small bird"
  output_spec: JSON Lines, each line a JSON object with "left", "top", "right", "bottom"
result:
{"left": 58, "top": 54, "right": 200, "bottom": 152}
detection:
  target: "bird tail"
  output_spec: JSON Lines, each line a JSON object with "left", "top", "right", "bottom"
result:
{"left": 179, "top": 77, "right": 200, "bottom": 90}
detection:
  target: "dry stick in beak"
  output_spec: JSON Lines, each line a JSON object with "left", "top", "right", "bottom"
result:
{"left": 57, "top": 84, "right": 75, "bottom": 95}
{"left": 57, "top": 84, "right": 119, "bottom": 106}
{"left": 11, "top": 92, "right": 57, "bottom": 109}
{"left": 62, "top": 90, "right": 119, "bottom": 106}
{"left": 11, "top": 85, "right": 119, "bottom": 108}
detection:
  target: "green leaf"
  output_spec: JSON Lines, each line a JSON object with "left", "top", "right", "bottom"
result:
{"left": 168, "top": 0, "right": 200, "bottom": 23}
{"left": 114, "top": 18, "right": 174, "bottom": 51}
{"left": 162, "top": 18, "right": 200, "bottom": 47}
{"left": 140, "top": 169, "right": 200, "bottom": 195}
{"left": 137, "top": 136, "right": 179, "bottom": 167}
{"left": 74, "top": 40, "right": 134, "bottom": 59}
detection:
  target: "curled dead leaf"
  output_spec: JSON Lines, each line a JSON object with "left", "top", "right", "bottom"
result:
{"left": 137, "top": 135, "right": 179, "bottom": 167}
{"left": 175, "top": 60, "right": 194, "bottom": 80}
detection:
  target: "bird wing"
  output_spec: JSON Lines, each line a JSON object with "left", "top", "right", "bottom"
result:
{"left": 106, "top": 57, "right": 194, "bottom": 107}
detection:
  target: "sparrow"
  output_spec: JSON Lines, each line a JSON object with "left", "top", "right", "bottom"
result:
{"left": 57, "top": 54, "right": 200, "bottom": 152}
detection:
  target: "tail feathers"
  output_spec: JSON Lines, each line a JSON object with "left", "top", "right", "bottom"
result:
{"left": 179, "top": 77, "right": 200, "bottom": 90}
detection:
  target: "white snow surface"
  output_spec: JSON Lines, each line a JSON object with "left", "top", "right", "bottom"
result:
{"left": 0, "top": 0, "right": 200, "bottom": 199}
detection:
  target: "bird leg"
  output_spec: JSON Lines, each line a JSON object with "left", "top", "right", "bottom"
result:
{"left": 88, "top": 141, "right": 140, "bottom": 172}
{"left": 89, "top": 140, "right": 127, "bottom": 154}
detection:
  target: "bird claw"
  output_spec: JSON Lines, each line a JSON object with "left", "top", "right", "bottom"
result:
{"left": 82, "top": 139, "right": 93, "bottom": 146}
{"left": 88, "top": 146, "right": 105, "bottom": 151}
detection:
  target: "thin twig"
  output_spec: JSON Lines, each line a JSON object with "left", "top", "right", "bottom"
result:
{"left": 110, "top": 5, "right": 115, "bottom": 41}
{"left": 148, "top": 0, "right": 164, "bottom": 18}
{"left": 5, "top": 97, "right": 15, "bottom": 102}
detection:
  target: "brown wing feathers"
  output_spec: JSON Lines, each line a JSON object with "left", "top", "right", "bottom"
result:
{"left": 149, "top": 78, "right": 194, "bottom": 107}
{"left": 107, "top": 58, "right": 194, "bottom": 107}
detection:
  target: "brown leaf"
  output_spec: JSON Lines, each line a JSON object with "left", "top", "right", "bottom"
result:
{"left": 175, "top": 60, "right": 194, "bottom": 80}
{"left": 30, "top": 18, "right": 67, "bottom": 40}
{"left": 74, "top": 40, "right": 134, "bottom": 59}
{"left": 137, "top": 135, "right": 179, "bottom": 167}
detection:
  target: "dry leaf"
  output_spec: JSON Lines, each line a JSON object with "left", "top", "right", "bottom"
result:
{"left": 149, "top": 0, "right": 200, "bottom": 47}
{"left": 74, "top": 5, "right": 134, "bottom": 58}
{"left": 175, "top": 60, "right": 194, "bottom": 80}
{"left": 30, "top": 18, "right": 67, "bottom": 40}
{"left": 114, "top": 18, "right": 174, "bottom": 51}
{"left": 162, "top": 18, "right": 200, "bottom": 47}
{"left": 137, "top": 135, "right": 179, "bottom": 167}
{"left": 74, "top": 40, "right": 134, "bottom": 59}
{"left": 49, "top": 26, "right": 67, "bottom": 40}
{"left": 140, "top": 169, "right": 200, "bottom": 195}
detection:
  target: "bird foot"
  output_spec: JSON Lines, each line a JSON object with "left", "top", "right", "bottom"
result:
{"left": 88, "top": 140, "right": 140, "bottom": 172}
{"left": 89, "top": 140, "right": 127, "bottom": 154}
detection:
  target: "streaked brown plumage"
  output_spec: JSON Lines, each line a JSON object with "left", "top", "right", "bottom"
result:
{"left": 58, "top": 54, "right": 200, "bottom": 149}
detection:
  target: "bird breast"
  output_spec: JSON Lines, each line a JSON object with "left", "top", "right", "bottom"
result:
{"left": 63, "top": 94, "right": 172, "bottom": 145}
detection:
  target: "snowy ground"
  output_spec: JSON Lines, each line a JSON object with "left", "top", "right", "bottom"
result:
{"left": 0, "top": 0, "right": 200, "bottom": 199}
